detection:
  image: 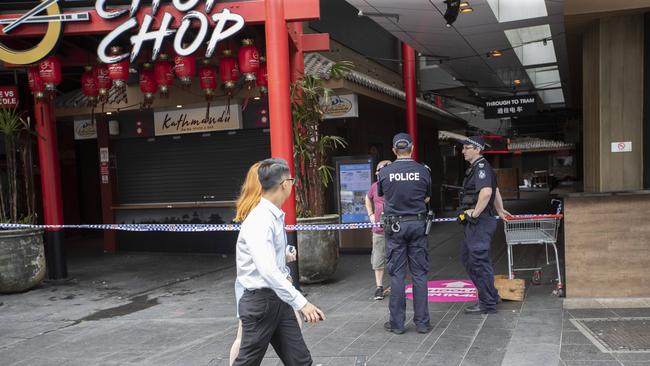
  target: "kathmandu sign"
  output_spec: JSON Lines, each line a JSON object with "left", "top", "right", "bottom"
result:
{"left": 0, "top": 0, "right": 244, "bottom": 65}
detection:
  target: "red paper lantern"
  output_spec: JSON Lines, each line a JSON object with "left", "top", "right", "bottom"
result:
{"left": 155, "top": 53, "right": 174, "bottom": 97}
{"left": 38, "top": 56, "right": 62, "bottom": 93}
{"left": 139, "top": 63, "right": 158, "bottom": 108}
{"left": 81, "top": 65, "right": 99, "bottom": 107}
{"left": 238, "top": 39, "right": 260, "bottom": 81}
{"left": 107, "top": 46, "right": 129, "bottom": 93}
{"left": 174, "top": 53, "right": 196, "bottom": 87}
{"left": 93, "top": 63, "right": 112, "bottom": 103}
{"left": 220, "top": 49, "right": 239, "bottom": 93}
{"left": 256, "top": 56, "right": 268, "bottom": 95}
{"left": 27, "top": 67, "right": 46, "bottom": 102}
{"left": 199, "top": 59, "right": 218, "bottom": 101}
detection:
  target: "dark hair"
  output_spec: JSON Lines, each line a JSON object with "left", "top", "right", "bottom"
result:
{"left": 258, "top": 158, "right": 290, "bottom": 191}
{"left": 395, "top": 146, "right": 412, "bottom": 155}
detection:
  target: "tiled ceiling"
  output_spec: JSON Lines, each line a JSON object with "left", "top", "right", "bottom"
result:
{"left": 345, "top": 0, "right": 569, "bottom": 109}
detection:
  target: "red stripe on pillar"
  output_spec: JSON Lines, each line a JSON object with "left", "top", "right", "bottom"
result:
{"left": 265, "top": 0, "right": 297, "bottom": 225}
{"left": 402, "top": 43, "right": 418, "bottom": 161}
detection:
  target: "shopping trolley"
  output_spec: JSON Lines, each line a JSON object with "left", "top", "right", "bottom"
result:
{"left": 503, "top": 210, "right": 564, "bottom": 297}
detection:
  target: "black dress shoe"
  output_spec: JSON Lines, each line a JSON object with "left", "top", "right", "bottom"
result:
{"left": 416, "top": 324, "right": 432, "bottom": 334}
{"left": 384, "top": 321, "right": 406, "bottom": 334}
{"left": 464, "top": 304, "right": 497, "bottom": 314}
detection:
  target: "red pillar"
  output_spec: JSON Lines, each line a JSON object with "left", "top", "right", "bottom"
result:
{"left": 34, "top": 97, "right": 67, "bottom": 279}
{"left": 265, "top": 0, "right": 297, "bottom": 225}
{"left": 402, "top": 43, "right": 418, "bottom": 160}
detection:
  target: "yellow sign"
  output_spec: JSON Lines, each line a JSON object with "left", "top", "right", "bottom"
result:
{"left": 0, "top": 0, "right": 63, "bottom": 65}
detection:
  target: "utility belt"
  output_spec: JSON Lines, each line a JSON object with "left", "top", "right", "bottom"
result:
{"left": 383, "top": 212, "right": 433, "bottom": 234}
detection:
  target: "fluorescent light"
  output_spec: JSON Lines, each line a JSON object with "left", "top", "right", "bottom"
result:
{"left": 486, "top": 0, "right": 547, "bottom": 23}
{"left": 489, "top": 50, "right": 503, "bottom": 57}
{"left": 504, "top": 24, "right": 557, "bottom": 66}
{"left": 253, "top": 96, "right": 261, "bottom": 100}
{"left": 106, "top": 112, "right": 112, "bottom": 115}
{"left": 460, "top": 7, "right": 474, "bottom": 13}
{"left": 176, "top": 105, "right": 183, "bottom": 108}
{"left": 460, "top": 2, "right": 470, "bottom": 7}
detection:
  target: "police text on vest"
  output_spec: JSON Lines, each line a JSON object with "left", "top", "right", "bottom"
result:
{"left": 389, "top": 172, "right": 420, "bottom": 181}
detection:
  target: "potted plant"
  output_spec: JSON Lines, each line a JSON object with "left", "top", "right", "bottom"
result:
{"left": 291, "top": 61, "right": 352, "bottom": 283}
{"left": 0, "top": 108, "right": 44, "bottom": 293}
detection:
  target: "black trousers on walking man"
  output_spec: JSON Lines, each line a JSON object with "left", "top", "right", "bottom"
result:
{"left": 234, "top": 289, "right": 312, "bottom": 366}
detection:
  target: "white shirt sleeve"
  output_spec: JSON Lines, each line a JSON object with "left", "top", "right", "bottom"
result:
{"left": 241, "top": 219, "right": 307, "bottom": 311}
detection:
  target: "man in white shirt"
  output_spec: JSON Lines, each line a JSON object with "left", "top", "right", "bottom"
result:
{"left": 234, "top": 158, "right": 325, "bottom": 366}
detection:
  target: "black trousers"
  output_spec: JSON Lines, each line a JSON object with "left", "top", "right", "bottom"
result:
{"left": 233, "top": 288, "right": 312, "bottom": 366}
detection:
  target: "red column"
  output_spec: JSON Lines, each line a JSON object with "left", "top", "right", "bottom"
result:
{"left": 34, "top": 97, "right": 67, "bottom": 279}
{"left": 265, "top": 0, "right": 297, "bottom": 225}
{"left": 402, "top": 43, "right": 418, "bottom": 160}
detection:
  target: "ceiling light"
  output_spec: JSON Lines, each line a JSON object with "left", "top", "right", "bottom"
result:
{"left": 513, "top": 79, "right": 522, "bottom": 86}
{"left": 460, "top": 7, "right": 474, "bottom": 13}
{"left": 176, "top": 105, "right": 183, "bottom": 108}
{"left": 489, "top": 50, "right": 503, "bottom": 57}
{"left": 460, "top": 2, "right": 470, "bottom": 7}
{"left": 106, "top": 112, "right": 112, "bottom": 115}
{"left": 253, "top": 96, "right": 261, "bottom": 100}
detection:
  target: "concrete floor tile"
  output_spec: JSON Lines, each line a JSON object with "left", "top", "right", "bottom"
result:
{"left": 560, "top": 345, "right": 617, "bottom": 361}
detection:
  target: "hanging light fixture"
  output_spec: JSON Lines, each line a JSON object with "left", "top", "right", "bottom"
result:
{"left": 199, "top": 59, "right": 218, "bottom": 101}
{"left": 238, "top": 39, "right": 260, "bottom": 83}
{"left": 107, "top": 46, "right": 129, "bottom": 96}
{"left": 219, "top": 49, "right": 240, "bottom": 95}
{"left": 81, "top": 65, "right": 99, "bottom": 107}
{"left": 154, "top": 53, "right": 174, "bottom": 98}
{"left": 38, "top": 56, "right": 62, "bottom": 96}
{"left": 93, "top": 63, "right": 112, "bottom": 104}
{"left": 139, "top": 63, "right": 158, "bottom": 108}
{"left": 27, "top": 67, "right": 46, "bottom": 102}
{"left": 256, "top": 56, "right": 268, "bottom": 97}
{"left": 174, "top": 51, "right": 196, "bottom": 88}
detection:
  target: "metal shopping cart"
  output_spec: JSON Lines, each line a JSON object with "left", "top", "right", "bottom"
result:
{"left": 503, "top": 211, "right": 564, "bottom": 297}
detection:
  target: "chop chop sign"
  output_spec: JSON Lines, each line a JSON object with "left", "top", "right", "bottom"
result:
{"left": 0, "top": 0, "right": 244, "bottom": 65}
{"left": 95, "top": 0, "right": 245, "bottom": 64}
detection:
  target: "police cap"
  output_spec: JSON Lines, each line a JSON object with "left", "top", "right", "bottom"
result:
{"left": 393, "top": 133, "right": 413, "bottom": 149}
{"left": 460, "top": 136, "right": 486, "bottom": 150}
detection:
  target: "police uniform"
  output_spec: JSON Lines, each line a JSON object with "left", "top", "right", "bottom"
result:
{"left": 378, "top": 133, "right": 432, "bottom": 333}
{"left": 459, "top": 137, "right": 499, "bottom": 314}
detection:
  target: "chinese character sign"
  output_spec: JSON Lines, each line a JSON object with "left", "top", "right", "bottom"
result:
{"left": 484, "top": 95, "right": 537, "bottom": 119}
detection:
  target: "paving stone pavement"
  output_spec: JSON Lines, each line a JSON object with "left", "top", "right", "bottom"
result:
{"left": 1, "top": 193, "right": 642, "bottom": 366}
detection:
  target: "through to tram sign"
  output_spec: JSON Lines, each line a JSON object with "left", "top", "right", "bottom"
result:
{"left": 0, "top": 0, "right": 245, "bottom": 65}
{"left": 484, "top": 95, "right": 538, "bottom": 119}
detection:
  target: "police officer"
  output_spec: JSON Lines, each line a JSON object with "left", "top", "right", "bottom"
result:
{"left": 378, "top": 133, "right": 432, "bottom": 334}
{"left": 458, "top": 136, "right": 510, "bottom": 314}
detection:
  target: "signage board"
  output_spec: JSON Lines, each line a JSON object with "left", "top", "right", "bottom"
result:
{"left": 611, "top": 142, "right": 632, "bottom": 153}
{"left": 405, "top": 280, "right": 478, "bottom": 303}
{"left": 337, "top": 160, "right": 372, "bottom": 224}
{"left": 153, "top": 103, "right": 242, "bottom": 136}
{"left": 322, "top": 94, "right": 358, "bottom": 120}
{"left": 484, "top": 95, "right": 537, "bottom": 119}
{"left": 0, "top": 1, "right": 245, "bottom": 65}
{"left": 74, "top": 118, "right": 97, "bottom": 140}
{"left": 0, "top": 86, "right": 18, "bottom": 108}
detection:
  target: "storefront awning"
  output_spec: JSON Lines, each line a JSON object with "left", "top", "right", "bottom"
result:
{"left": 304, "top": 53, "right": 458, "bottom": 120}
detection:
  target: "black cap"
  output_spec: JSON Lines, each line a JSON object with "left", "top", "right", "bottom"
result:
{"left": 392, "top": 133, "right": 413, "bottom": 149}
{"left": 461, "top": 136, "right": 485, "bottom": 150}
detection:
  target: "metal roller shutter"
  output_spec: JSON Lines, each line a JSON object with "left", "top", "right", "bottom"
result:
{"left": 114, "top": 129, "right": 270, "bottom": 204}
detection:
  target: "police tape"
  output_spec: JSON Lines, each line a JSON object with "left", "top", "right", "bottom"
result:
{"left": 0, "top": 214, "right": 561, "bottom": 232}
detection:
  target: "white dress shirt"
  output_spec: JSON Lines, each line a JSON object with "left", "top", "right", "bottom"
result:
{"left": 235, "top": 198, "right": 307, "bottom": 311}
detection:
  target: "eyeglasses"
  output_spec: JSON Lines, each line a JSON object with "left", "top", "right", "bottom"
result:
{"left": 282, "top": 177, "right": 295, "bottom": 185}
